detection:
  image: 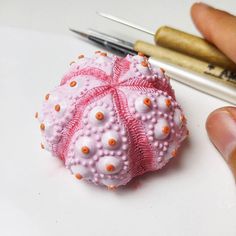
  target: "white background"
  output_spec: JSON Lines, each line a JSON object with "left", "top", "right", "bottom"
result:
{"left": 1, "top": 0, "right": 236, "bottom": 41}
{"left": 0, "top": 1, "right": 236, "bottom": 236}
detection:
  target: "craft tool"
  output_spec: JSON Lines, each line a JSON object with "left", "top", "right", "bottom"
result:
{"left": 70, "top": 28, "right": 236, "bottom": 104}
{"left": 97, "top": 12, "right": 236, "bottom": 72}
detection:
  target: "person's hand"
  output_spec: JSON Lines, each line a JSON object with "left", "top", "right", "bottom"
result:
{"left": 191, "top": 2, "right": 236, "bottom": 179}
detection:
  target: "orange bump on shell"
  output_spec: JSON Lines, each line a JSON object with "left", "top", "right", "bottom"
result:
{"left": 55, "top": 104, "right": 61, "bottom": 112}
{"left": 75, "top": 173, "right": 83, "bottom": 180}
{"left": 81, "top": 146, "right": 90, "bottom": 154}
{"left": 78, "top": 54, "right": 84, "bottom": 59}
{"left": 180, "top": 115, "right": 186, "bottom": 122}
{"left": 106, "top": 164, "right": 115, "bottom": 172}
{"left": 165, "top": 99, "right": 171, "bottom": 107}
{"left": 171, "top": 150, "right": 177, "bottom": 157}
{"left": 69, "top": 61, "right": 76, "bottom": 66}
{"left": 108, "top": 138, "right": 117, "bottom": 146}
{"left": 95, "top": 111, "right": 104, "bottom": 121}
{"left": 41, "top": 143, "right": 45, "bottom": 149}
{"left": 138, "top": 52, "right": 145, "bottom": 56}
{"left": 160, "top": 67, "right": 165, "bottom": 73}
{"left": 40, "top": 123, "right": 45, "bottom": 131}
{"left": 100, "top": 52, "right": 107, "bottom": 56}
{"left": 70, "top": 81, "right": 77, "bottom": 87}
{"left": 143, "top": 98, "right": 152, "bottom": 107}
{"left": 35, "top": 112, "right": 38, "bottom": 119}
{"left": 141, "top": 61, "right": 149, "bottom": 67}
{"left": 107, "top": 185, "right": 116, "bottom": 190}
{"left": 45, "top": 94, "right": 50, "bottom": 101}
{"left": 162, "top": 126, "right": 170, "bottom": 134}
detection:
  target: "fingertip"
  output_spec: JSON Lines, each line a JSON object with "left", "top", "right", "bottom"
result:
{"left": 190, "top": 3, "right": 236, "bottom": 63}
{"left": 206, "top": 106, "right": 236, "bottom": 132}
{"left": 190, "top": 3, "right": 198, "bottom": 22}
{"left": 191, "top": 2, "right": 208, "bottom": 19}
{"left": 191, "top": 2, "right": 212, "bottom": 17}
{"left": 206, "top": 106, "right": 236, "bottom": 180}
{"left": 191, "top": 2, "right": 214, "bottom": 41}
{"left": 205, "top": 107, "right": 224, "bottom": 145}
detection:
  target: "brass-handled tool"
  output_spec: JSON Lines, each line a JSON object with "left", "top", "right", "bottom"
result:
{"left": 97, "top": 12, "right": 236, "bottom": 72}
{"left": 134, "top": 40, "right": 236, "bottom": 85}
{"left": 76, "top": 28, "right": 236, "bottom": 86}
{"left": 70, "top": 28, "right": 236, "bottom": 104}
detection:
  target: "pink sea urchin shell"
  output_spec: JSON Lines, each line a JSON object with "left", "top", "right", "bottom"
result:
{"left": 37, "top": 52, "right": 188, "bottom": 188}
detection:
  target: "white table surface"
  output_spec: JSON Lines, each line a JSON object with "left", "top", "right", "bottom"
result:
{"left": 0, "top": 1, "right": 236, "bottom": 235}
{"left": 1, "top": 0, "right": 236, "bottom": 40}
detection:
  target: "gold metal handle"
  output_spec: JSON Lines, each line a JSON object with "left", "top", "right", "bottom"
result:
{"left": 155, "top": 26, "right": 236, "bottom": 72}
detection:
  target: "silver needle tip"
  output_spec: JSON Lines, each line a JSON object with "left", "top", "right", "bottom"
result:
{"left": 69, "top": 28, "right": 89, "bottom": 38}
{"left": 97, "top": 12, "right": 154, "bottom": 36}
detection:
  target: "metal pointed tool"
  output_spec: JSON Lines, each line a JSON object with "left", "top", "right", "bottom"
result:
{"left": 97, "top": 12, "right": 236, "bottom": 73}
{"left": 69, "top": 28, "right": 89, "bottom": 38}
{"left": 88, "top": 28, "right": 134, "bottom": 50}
{"left": 97, "top": 12, "right": 154, "bottom": 35}
{"left": 69, "top": 28, "right": 136, "bottom": 56}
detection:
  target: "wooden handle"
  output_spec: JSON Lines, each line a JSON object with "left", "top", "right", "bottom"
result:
{"left": 154, "top": 26, "right": 236, "bottom": 72}
{"left": 134, "top": 40, "right": 236, "bottom": 85}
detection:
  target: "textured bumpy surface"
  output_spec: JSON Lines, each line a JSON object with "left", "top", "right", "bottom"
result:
{"left": 36, "top": 52, "right": 188, "bottom": 188}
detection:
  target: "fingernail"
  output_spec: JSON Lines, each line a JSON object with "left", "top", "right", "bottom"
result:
{"left": 206, "top": 107, "right": 236, "bottom": 179}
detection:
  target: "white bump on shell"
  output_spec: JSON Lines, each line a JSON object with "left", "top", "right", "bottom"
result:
{"left": 102, "top": 131, "right": 121, "bottom": 150}
{"left": 67, "top": 76, "right": 85, "bottom": 90}
{"left": 134, "top": 95, "right": 152, "bottom": 113}
{"left": 43, "top": 120, "right": 54, "bottom": 137}
{"left": 136, "top": 64, "right": 151, "bottom": 75}
{"left": 96, "top": 156, "right": 122, "bottom": 175}
{"left": 45, "top": 93, "right": 59, "bottom": 105}
{"left": 132, "top": 55, "right": 144, "bottom": 63}
{"left": 75, "top": 137, "right": 96, "bottom": 158}
{"left": 174, "top": 108, "right": 183, "bottom": 127}
{"left": 89, "top": 106, "right": 108, "bottom": 125}
{"left": 101, "top": 178, "right": 121, "bottom": 188}
{"left": 165, "top": 143, "right": 177, "bottom": 161}
{"left": 154, "top": 118, "right": 170, "bottom": 140}
{"left": 54, "top": 101, "right": 67, "bottom": 118}
{"left": 157, "top": 95, "right": 171, "bottom": 111}
{"left": 71, "top": 165, "right": 92, "bottom": 179}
